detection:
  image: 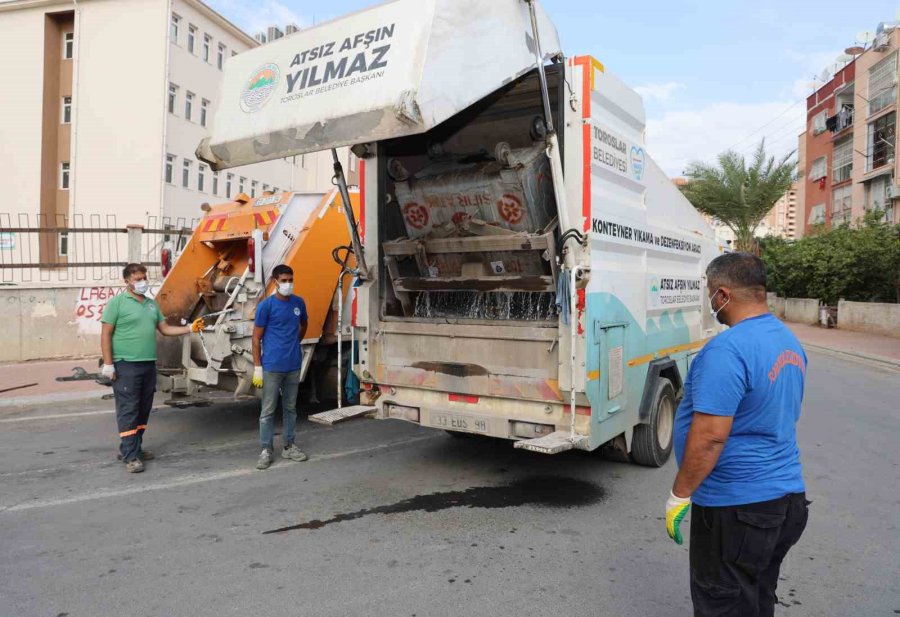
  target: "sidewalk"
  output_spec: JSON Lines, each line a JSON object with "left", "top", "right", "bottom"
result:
{"left": 0, "top": 357, "right": 109, "bottom": 408}
{"left": 785, "top": 321, "right": 900, "bottom": 368}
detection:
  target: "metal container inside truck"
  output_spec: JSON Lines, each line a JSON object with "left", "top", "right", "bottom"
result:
{"left": 198, "top": 0, "right": 721, "bottom": 464}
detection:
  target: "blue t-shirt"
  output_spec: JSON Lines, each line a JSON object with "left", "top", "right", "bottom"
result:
{"left": 254, "top": 294, "right": 308, "bottom": 373}
{"left": 674, "top": 313, "right": 807, "bottom": 507}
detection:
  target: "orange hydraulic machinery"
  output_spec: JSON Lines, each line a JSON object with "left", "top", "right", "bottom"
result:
{"left": 155, "top": 189, "right": 360, "bottom": 405}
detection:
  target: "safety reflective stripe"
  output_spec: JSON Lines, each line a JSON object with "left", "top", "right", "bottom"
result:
{"left": 119, "top": 424, "right": 148, "bottom": 438}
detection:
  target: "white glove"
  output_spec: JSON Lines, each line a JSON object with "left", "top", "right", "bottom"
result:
{"left": 252, "top": 366, "right": 263, "bottom": 388}
{"left": 101, "top": 364, "right": 116, "bottom": 380}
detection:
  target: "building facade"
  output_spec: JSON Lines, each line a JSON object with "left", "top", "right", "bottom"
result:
{"left": 0, "top": 0, "right": 353, "bottom": 261}
{"left": 800, "top": 23, "right": 899, "bottom": 234}
{"left": 760, "top": 182, "right": 799, "bottom": 240}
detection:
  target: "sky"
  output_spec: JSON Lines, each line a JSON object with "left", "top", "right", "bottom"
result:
{"left": 207, "top": 0, "right": 898, "bottom": 177}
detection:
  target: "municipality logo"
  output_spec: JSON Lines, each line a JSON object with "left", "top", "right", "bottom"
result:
{"left": 630, "top": 146, "right": 645, "bottom": 182}
{"left": 240, "top": 64, "right": 280, "bottom": 113}
{"left": 293, "top": 307, "right": 301, "bottom": 316}
{"left": 649, "top": 277, "right": 660, "bottom": 306}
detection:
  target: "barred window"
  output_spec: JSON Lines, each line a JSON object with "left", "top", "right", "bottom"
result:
{"left": 869, "top": 53, "right": 898, "bottom": 115}
{"left": 832, "top": 138, "right": 853, "bottom": 183}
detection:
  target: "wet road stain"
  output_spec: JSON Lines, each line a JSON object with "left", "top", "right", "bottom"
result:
{"left": 263, "top": 476, "right": 603, "bottom": 534}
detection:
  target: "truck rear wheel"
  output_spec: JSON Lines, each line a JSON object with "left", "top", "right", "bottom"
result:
{"left": 630, "top": 378, "right": 675, "bottom": 467}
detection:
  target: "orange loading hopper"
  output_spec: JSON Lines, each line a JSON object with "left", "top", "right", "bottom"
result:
{"left": 155, "top": 189, "right": 360, "bottom": 401}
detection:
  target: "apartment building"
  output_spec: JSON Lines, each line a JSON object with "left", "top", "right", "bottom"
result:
{"left": 760, "top": 183, "right": 799, "bottom": 239}
{"left": 0, "top": 0, "right": 353, "bottom": 242}
{"left": 800, "top": 22, "right": 899, "bottom": 234}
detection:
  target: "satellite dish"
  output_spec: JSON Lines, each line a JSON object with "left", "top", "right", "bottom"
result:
{"left": 845, "top": 45, "right": 865, "bottom": 55}
{"left": 807, "top": 81, "right": 818, "bottom": 91}
{"left": 836, "top": 53, "right": 854, "bottom": 63}
{"left": 830, "top": 63, "right": 843, "bottom": 74}
{"left": 856, "top": 30, "right": 876, "bottom": 45}
{"left": 819, "top": 69, "right": 831, "bottom": 82}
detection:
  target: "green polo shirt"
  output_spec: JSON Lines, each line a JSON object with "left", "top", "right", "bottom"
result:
{"left": 100, "top": 292, "right": 165, "bottom": 362}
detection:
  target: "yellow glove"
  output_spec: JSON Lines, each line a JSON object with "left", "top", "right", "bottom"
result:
{"left": 191, "top": 318, "right": 206, "bottom": 333}
{"left": 251, "top": 366, "right": 264, "bottom": 388}
{"left": 666, "top": 491, "right": 692, "bottom": 545}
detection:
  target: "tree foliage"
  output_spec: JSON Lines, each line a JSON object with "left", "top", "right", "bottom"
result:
{"left": 680, "top": 140, "right": 795, "bottom": 252}
{"left": 759, "top": 212, "right": 900, "bottom": 304}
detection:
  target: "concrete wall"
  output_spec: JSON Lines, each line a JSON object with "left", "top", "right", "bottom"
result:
{"left": 838, "top": 300, "right": 900, "bottom": 338}
{"left": 0, "top": 285, "right": 124, "bottom": 362}
{"left": 767, "top": 293, "right": 786, "bottom": 319}
{"left": 785, "top": 298, "right": 820, "bottom": 324}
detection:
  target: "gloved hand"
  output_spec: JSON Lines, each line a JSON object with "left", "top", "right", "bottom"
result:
{"left": 666, "top": 490, "right": 692, "bottom": 545}
{"left": 101, "top": 364, "right": 116, "bottom": 381}
{"left": 252, "top": 366, "right": 263, "bottom": 388}
{"left": 191, "top": 317, "right": 206, "bottom": 333}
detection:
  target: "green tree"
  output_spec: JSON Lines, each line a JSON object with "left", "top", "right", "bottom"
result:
{"left": 760, "top": 212, "right": 900, "bottom": 304}
{"left": 680, "top": 141, "right": 795, "bottom": 252}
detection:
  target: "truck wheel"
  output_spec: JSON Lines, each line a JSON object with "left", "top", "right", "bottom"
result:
{"left": 630, "top": 378, "right": 675, "bottom": 467}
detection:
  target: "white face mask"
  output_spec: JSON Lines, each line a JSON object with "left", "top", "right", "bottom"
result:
{"left": 708, "top": 288, "right": 730, "bottom": 322}
{"left": 277, "top": 282, "right": 293, "bottom": 296}
{"left": 132, "top": 280, "right": 150, "bottom": 295}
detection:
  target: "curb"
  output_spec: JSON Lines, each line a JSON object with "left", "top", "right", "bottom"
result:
{"left": 0, "top": 389, "right": 111, "bottom": 409}
{"left": 802, "top": 343, "right": 900, "bottom": 371}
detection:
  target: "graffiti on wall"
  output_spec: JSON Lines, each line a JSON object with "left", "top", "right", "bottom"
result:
{"left": 73, "top": 287, "right": 125, "bottom": 334}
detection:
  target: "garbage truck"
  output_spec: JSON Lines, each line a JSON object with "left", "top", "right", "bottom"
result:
{"left": 196, "top": 0, "right": 722, "bottom": 465}
{"left": 154, "top": 188, "right": 362, "bottom": 407}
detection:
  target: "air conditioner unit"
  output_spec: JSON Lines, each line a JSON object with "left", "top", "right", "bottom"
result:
{"left": 888, "top": 184, "right": 900, "bottom": 199}
{"left": 873, "top": 32, "right": 891, "bottom": 51}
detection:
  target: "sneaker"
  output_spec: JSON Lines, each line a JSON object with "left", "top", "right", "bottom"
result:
{"left": 256, "top": 448, "right": 273, "bottom": 470}
{"left": 125, "top": 459, "right": 144, "bottom": 473}
{"left": 282, "top": 444, "right": 308, "bottom": 462}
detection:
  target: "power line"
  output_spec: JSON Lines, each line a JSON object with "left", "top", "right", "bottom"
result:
{"left": 723, "top": 97, "right": 808, "bottom": 152}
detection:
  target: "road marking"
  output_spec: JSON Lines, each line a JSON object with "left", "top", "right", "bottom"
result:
{"left": 0, "top": 435, "right": 438, "bottom": 513}
{"left": 0, "top": 409, "right": 116, "bottom": 423}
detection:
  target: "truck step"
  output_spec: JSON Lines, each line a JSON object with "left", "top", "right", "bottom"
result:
{"left": 309, "top": 405, "right": 377, "bottom": 426}
{"left": 513, "top": 431, "right": 588, "bottom": 455}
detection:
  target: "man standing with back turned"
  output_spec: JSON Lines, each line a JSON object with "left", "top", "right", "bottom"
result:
{"left": 101, "top": 263, "right": 203, "bottom": 473}
{"left": 252, "top": 264, "right": 309, "bottom": 470}
{"left": 666, "top": 253, "right": 809, "bottom": 617}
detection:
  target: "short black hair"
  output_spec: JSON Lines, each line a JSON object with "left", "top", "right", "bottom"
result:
{"left": 706, "top": 252, "right": 767, "bottom": 293}
{"left": 123, "top": 263, "right": 147, "bottom": 280}
{"left": 272, "top": 264, "right": 293, "bottom": 279}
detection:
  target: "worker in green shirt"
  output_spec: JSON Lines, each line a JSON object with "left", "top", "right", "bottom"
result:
{"left": 100, "top": 263, "right": 204, "bottom": 473}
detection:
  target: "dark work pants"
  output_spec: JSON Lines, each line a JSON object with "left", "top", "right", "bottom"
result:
{"left": 112, "top": 361, "right": 157, "bottom": 462}
{"left": 690, "top": 493, "right": 809, "bottom": 617}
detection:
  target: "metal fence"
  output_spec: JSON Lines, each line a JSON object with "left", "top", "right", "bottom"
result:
{"left": 0, "top": 213, "right": 198, "bottom": 285}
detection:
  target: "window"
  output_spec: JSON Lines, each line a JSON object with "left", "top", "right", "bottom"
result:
{"left": 58, "top": 232, "right": 68, "bottom": 257}
{"left": 182, "top": 159, "right": 192, "bottom": 188}
{"left": 239, "top": 176, "right": 246, "bottom": 194}
{"left": 226, "top": 173, "right": 233, "bottom": 198}
{"left": 811, "top": 111, "right": 827, "bottom": 135}
{"left": 868, "top": 53, "right": 898, "bottom": 115}
{"left": 165, "top": 154, "right": 175, "bottom": 184}
{"left": 188, "top": 25, "right": 197, "bottom": 53}
{"left": 832, "top": 137, "right": 852, "bottom": 183}
{"left": 262, "top": 183, "right": 269, "bottom": 194}
{"left": 170, "top": 13, "right": 180, "bottom": 42}
{"left": 868, "top": 112, "right": 896, "bottom": 170}
{"left": 168, "top": 83, "right": 178, "bottom": 114}
{"left": 61, "top": 96, "right": 72, "bottom": 124}
{"left": 272, "top": 187, "right": 279, "bottom": 194}
{"left": 348, "top": 151, "right": 357, "bottom": 172}
{"left": 865, "top": 175, "right": 891, "bottom": 214}
{"left": 63, "top": 32, "right": 74, "bottom": 59}
{"left": 810, "top": 156, "right": 827, "bottom": 181}
{"left": 200, "top": 99, "right": 209, "bottom": 127}
{"left": 212, "top": 171, "right": 219, "bottom": 195}
{"left": 808, "top": 203, "right": 825, "bottom": 226}
{"left": 832, "top": 184, "right": 852, "bottom": 215}
{"left": 217, "top": 44, "right": 226, "bottom": 70}
{"left": 203, "top": 34, "right": 211, "bottom": 62}
{"left": 185, "top": 91, "right": 194, "bottom": 121}
{"left": 251, "top": 180, "right": 258, "bottom": 197}
{"left": 60, "top": 162, "right": 70, "bottom": 189}
{"left": 198, "top": 164, "right": 206, "bottom": 192}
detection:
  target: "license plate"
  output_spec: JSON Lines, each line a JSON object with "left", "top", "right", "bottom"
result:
{"left": 431, "top": 412, "right": 489, "bottom": 434}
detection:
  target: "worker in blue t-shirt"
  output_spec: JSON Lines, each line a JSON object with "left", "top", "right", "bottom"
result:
{"left": 667, "top": 252, "right": 809, "bottom": 617}
{"left": 251, "top": 264, "right": 309, "bottom": 470}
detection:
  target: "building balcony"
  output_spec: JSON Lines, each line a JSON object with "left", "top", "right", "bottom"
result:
{"left": 826, "top": 106, "right": 854, "bottom": 133}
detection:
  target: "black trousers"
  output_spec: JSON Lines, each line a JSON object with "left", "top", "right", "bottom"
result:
{"left": 112, "top": 361, "right": 157, "bottom": 462}
{"left": 690, "top": 492, "right": 809, "bottom": 617}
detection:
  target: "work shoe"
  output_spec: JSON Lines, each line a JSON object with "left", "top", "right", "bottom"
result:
{"left": 256, "top": 448, "right": 273, "bottom": 470}
{"left": 117, "top": 449, "right": 155, "bottom": 462}
{"left": 125, "top": 459, "right": 144, "bottom": 473}
{"left": 282, "top": 444, "right": 308, "bottom": 462}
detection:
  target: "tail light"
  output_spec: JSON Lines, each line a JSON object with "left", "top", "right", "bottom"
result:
{"left": 247, "top": 237, "right": 256, "bottom": 273}
{"left": 161, "top": 246, "right": 173, "bottom": 277}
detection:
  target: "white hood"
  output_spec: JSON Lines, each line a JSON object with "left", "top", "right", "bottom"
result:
{"left": 197, "top": 0, "right": 561, "bottom": 170}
